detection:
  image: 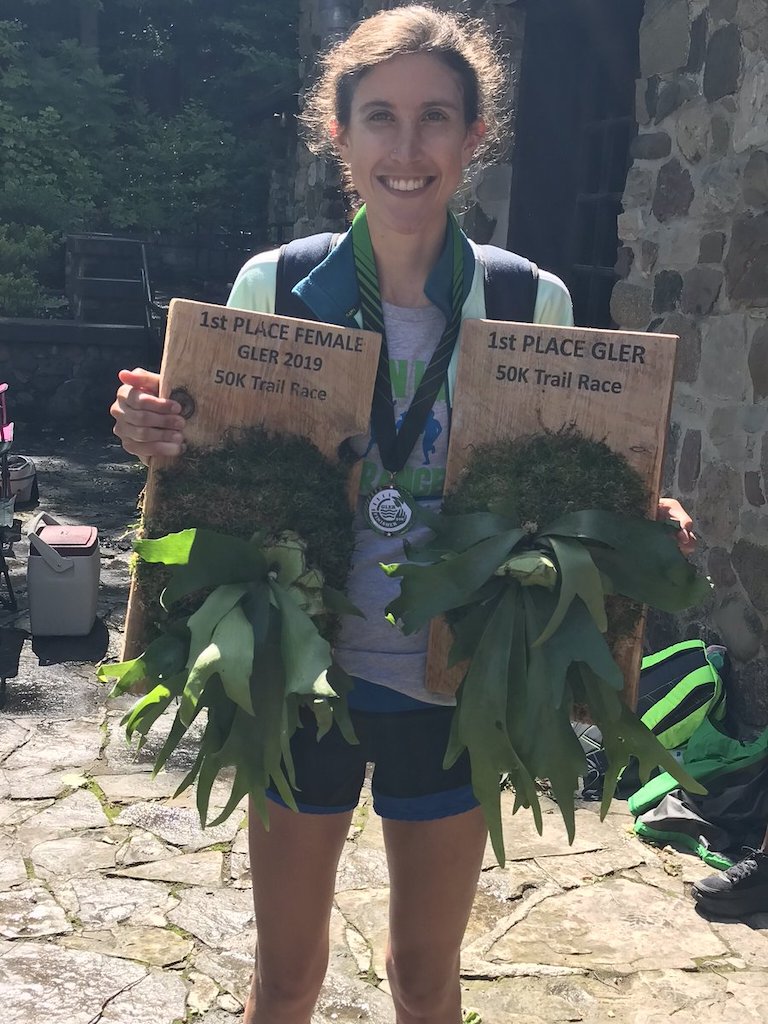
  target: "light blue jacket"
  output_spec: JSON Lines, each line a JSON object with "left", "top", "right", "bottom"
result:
{"left": 227, "top": 228, "right": 575, "bottom": 401}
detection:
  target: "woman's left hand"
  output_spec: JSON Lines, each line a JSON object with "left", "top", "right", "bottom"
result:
{"left": 657, "top": 497, "right": 697, "bottom": 556}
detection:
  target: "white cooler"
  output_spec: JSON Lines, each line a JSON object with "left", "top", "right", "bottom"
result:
{"left": 28, "top": 518, "right": 100, "bottom": 636}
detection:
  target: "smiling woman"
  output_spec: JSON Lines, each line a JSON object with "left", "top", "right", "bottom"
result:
{"left": 329, "top": 53, "right": 484, "bottom": 253}
{"left": 302, "top": 5, "right": 506, "bottom": 237}
{"left": 108, "top": 6, "right": 695, "bottom": 1024}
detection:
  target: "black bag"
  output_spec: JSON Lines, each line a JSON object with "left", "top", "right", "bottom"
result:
{"left": 631, "top": 717, "right": 768, "bottom": 867}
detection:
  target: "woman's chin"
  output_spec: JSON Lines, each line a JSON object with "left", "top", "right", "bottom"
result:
{"left": 365, "top": 195, "right": 447, "bottom": 236}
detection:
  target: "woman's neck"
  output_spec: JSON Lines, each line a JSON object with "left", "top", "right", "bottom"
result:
{"left": 366, "top": 213, "right": 448, "bottom": 307}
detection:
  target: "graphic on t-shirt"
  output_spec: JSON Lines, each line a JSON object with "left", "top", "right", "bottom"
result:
{"left": 358, "top": 355, "right": 449, "bottom": 500}
{"left": 421, "top": 409, "right": 443, "bottom": 465}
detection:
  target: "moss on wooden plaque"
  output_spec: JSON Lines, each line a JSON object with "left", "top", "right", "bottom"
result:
{"left": 443, "top": 427, "right": 648, "bottom": 644}
{"left": 133, "top": 427, "right": 355, "bottom": 640}
{"left": 443, "top": 427, "right": 648, "bottom": 525}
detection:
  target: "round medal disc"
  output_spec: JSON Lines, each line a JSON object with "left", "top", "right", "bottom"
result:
{"left": 365, "top": 485, "right": 414, "bottom": 536}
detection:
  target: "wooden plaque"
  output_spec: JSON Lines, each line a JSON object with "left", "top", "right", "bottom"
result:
{"left": 123, "top": 298, "right": 381, "bottom": 658}
{"left": 426, "top": 319, "right": 679, "bottom": 707}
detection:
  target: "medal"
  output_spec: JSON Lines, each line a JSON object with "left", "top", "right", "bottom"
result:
{"left": 364, "top": 482, "right": 414, "bottom": 536}
{"left": 352, "top": 206, "right": 465, "bottom": 537}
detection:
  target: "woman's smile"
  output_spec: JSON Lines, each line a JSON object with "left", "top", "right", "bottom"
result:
{"left": 378, "top": 175, "right": 435, "bottom": 194}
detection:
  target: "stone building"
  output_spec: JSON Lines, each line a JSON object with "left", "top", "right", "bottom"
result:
{"left": 291, "top": 0, "right": 768, "bottom": 725}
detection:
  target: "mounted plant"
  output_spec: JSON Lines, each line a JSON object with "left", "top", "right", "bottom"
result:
{"left": 383, "top": 429, "right": 712, "bottom": 865}
{"left": 131, "top": 426, "right": 356, "bottom": 643}
{"left": 99, "top": 428, "right": 360, "bottom": 826}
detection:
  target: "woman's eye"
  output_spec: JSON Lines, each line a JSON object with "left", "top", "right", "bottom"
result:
{"left": 424, "top": 109, "right": 448, "bottom": 121}
{"left": 369, "top": 110, "right": 393, "bottom": 122}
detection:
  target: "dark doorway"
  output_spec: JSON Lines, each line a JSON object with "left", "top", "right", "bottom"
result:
{"left": 507, "top": 0, "right": 644, "bottom": 328}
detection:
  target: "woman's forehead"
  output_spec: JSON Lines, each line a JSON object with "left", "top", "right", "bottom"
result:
{"left": 351, "top": 53, "right": 464, "bottom": 108}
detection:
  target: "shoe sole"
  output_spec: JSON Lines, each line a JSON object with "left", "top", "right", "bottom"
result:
{"left": 692, "top": 887, "right": 768, "bottom": 918}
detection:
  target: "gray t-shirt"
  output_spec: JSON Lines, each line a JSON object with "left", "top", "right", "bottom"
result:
{"left": 335, "top": 300, "right": 455, "bottom": 706}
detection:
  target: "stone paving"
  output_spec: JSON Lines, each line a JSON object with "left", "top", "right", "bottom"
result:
{"left": 1, "top": 435, "right": 767, "bottom": 1024}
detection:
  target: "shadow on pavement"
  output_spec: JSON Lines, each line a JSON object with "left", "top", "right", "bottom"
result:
{"left": 31, "top": 619, "right": 110, "bottom": 666}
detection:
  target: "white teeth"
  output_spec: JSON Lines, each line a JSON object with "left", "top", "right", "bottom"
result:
{"left": 385, "top": 178, "right": 428, "bottom": 191}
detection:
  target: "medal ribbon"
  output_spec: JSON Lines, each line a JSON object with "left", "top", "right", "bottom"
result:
{"left": 351, "top": 205, "right": 464, "bottom": 475}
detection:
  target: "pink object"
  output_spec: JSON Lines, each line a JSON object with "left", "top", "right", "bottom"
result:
{"left": 36, "top": 525, "right": 98, "bottom": 555}
{"left": 0, "top": 384, "right": 10, "bottom": 441}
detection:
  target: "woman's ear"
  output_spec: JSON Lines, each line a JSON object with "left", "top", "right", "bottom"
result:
{"left": 331, "top": 117, "right": 348, "bottom": 156}
{"left": 462, "top": 118, "right": 486, "bottom": 166}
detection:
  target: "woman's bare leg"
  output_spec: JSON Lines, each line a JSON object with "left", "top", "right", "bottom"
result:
{"left": 382, "top": 806, "right": 487, "bottom": 1024}
{"left": 244, "top": 799, "right": 354, "bottom": 1024}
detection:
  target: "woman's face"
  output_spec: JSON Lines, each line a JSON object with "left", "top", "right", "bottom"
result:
{"left": 334, "top": 53, "right": 485, "bottom": 238}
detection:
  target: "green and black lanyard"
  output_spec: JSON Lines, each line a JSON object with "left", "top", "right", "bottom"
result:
{"left": 351, "top": 204, "right": 465, "bottom": 536}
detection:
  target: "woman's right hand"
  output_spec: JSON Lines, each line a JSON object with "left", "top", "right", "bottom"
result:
{"left": 110, "top": 367, "right": 188, "bottom": 464}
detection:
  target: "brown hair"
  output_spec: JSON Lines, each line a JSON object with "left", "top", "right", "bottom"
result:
{"left": 301, "top": 4, "right": 509, "bottom": 168}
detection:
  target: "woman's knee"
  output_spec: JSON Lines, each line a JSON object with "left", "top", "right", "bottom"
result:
{"left": 386, "top": 946, "right": 460, "bottom": 1018}
{"left": 255, "top": 945, "right": 328, "bottom": 1014}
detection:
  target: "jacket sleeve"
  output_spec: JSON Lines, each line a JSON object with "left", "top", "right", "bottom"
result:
{"left": 226, "top": 249, "right": 281, "bottom": 314}
{"left": 534, "top": 269, "right": 575, "bottom": 328}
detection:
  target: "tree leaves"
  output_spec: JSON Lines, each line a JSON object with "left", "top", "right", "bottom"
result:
{"left": 385, "top": 530, "right": 524, "bottom": 633}
{"left": 386, "top": 508, "right": 712, "bottom": 865}
{"left": 96, "top": 632, "right": 187, "bottom": 696}
{"left": 269, "top": 579, "right": 334, "bottom": 697}
{"left": 99, "top": 526, "right": 360, "bottom": 828}
{"left": 154, "top": 529, "right": 267, "bottom": 607}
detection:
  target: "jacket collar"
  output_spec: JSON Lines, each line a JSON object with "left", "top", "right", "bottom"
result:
{"left": 292, "top": 219, "right": 476, "bottom": 326}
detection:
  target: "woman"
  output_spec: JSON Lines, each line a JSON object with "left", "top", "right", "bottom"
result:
{"left": 111, "top": 8, "right": 695, "bottom": 1022}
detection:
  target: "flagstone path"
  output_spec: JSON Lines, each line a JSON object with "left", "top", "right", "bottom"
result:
{"left": 1, "top": 436, "right": 767, "bottom": 1024}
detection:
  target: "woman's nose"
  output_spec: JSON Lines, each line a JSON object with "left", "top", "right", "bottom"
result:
{"left": 392, "top": 125, "right": 422, "bottom": 161}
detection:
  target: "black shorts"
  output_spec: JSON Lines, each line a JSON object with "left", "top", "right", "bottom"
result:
{"left": 266, "top": 678, "right": 479, "bottom": 821}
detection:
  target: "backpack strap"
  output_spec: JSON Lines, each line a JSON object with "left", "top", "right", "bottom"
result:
{"left": 479, "top": 245, "right": 540, "bottom": 323}
{"left": 274, "top": 233, "right": 337, "bottom": 319}
{"left": 275, "top": 236, "right": 539, "bottom": 323}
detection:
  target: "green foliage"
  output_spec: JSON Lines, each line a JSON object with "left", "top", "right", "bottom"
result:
{"left": 108, "top": 103, "right": 243, "bottom": 233}
{"left": 0, "top": 271, "right": 47, "bottom": 316}
{"left": 0, "top": 18, "right": 119, "bottom": 227}
{"left": 0, "top": 14, "right": 118, "bottom": 310}
{"left": 99, "top": 524, "right": 359, "bottom": 828}
{"left": 0, "top": 1, "right": 299, "bottom": 309}
{"left": 0, "top": 223, "right": 56, "bottom": 314}
{"left": 0, "top": 224, "right": 56, "bottom": 273}
{"left": 101, "top": 0, "right": 298, "bottom": 232}
{"left": 385, "top": 434, "right": 712, "bottom": 865}
{"left": 443, "top": 428, "right": 649, "bottom": 527}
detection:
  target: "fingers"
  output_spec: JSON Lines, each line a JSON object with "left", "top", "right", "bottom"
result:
{"left": 116, "top": 367, "right": 182, "bottom": 416}
{"left": 678, "top": 528, "right": 697, "bottom": 557}
{"left": 118, "top": 367, "right": 162, "bottom": 391}
{"left": 111, "top": 367, "right": 187, "bottom": 461}
{"left": 657, "top": 497, "right": 697, "bottom": 556}
{"left": 657, "top": 497, "right": 692, "bottom": 531}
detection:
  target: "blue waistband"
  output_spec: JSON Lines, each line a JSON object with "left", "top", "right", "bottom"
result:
{"left": 347, "top": 677, "right": 435, "bottom": 713}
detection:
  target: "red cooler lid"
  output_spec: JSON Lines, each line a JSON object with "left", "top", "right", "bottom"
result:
{"left": 35, "top": 525, "right": 99, "bottom": 555}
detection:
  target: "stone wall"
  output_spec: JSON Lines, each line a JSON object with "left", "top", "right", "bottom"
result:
{"left": 458, "top": 0, "right": 526, "bottom": 246}
{"left": 292, "top": 0, "right": 357, "bottom": 237}
{"left": 610, "top": 0, "right": 768, "bottom": 725}
{"left": 0, "top": 324, "right": 153, "bottom": 433}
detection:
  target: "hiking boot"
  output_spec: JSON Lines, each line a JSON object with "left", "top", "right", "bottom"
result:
{"left": 692, "top": 848, "right": 768, "bottom": 918}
